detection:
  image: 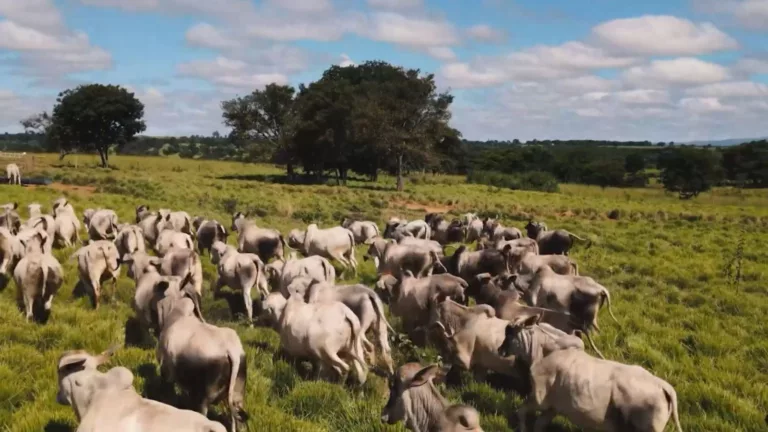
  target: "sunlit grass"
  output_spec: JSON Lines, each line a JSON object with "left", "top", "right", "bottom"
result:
{"left": 0, "top": 154, "right": 766, "bottom": 431}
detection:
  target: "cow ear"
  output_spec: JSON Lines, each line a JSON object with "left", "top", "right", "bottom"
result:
{"left": 409, "top": 364, "right": 441, "bottom": 387}
{"left": 475, "top": 273, "right": 492, "bottom": 283}
{"left": 58, "top": 357, "right": 88, "bottom": 374}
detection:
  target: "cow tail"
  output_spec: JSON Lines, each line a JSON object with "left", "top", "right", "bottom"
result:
{"left": 345, "top": 313, "right": 368, "bottom": 385}
{"left": 227, "top": 349, "right": 249, "bottom": 425}
{"left": 600, "top": 290, "right": 619, "bottom": 325}
{"left": 326, "top": 259, "right": 335, "bottom": 282}
{"left": 663, "top": 383, "right": 683, "bottom": 432}
{"left": 40, "top": 258, "right": 49, "bottom": 298}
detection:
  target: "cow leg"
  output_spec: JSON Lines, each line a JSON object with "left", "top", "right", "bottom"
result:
{"left": 516, "top": 396, "right": 539, "bottom": 432}
{"left": 23, "top": 295, "right": 34, "bottom": 321}
{"left": 211, "top": 278, "right": 224, "bottom": 300}
{"left": 533, "top": 408, "right": 555, "bottom": 432}
{"left": 322, "top": 350, "right": 349, "bottom": 382}
{"left": 332, "top": 253, "right": 351, "bottom": 276}
{"left": 242, "top": 286, "right": 253, "bottom": 327}
{"left": 43, "top": 293, "right": 55, "bottom": 311}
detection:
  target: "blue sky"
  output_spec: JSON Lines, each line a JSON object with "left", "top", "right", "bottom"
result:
{"left": 1, "top": 0, "right": 767, "bottom": 141}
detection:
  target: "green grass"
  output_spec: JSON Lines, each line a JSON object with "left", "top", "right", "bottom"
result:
{"left": 1, "top": 154, "right": 767, "bottom": 432}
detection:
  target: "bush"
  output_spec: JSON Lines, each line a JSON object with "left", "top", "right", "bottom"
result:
{"left": 466, "top": 170, "right": 559, "bottom": 193}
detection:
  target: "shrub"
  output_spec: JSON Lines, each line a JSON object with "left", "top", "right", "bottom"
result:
{"left": 466, "top": 170, "right": 559, "bottom": 193}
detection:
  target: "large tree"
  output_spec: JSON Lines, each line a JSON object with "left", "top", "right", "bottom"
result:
{"left": 291, "top": 61, "right": 454, "bottom": 190}
{"left": 48, "top": 84, "right": 145, "bottom": 167}
{"left": 221, "top": 84, "right": 297, "bottom": 176}
{"left": 659, "top": 147, "right": 723, "bottom": 199}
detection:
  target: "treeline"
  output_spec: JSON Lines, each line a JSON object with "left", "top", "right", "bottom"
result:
{"left": 7, "top": 58, "right": 768, "bottom": 196}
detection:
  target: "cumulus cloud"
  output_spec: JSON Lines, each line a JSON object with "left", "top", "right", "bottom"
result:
{"left": 367, "top": 0, "right": 423, "bottom": 9}
{"left": 591, "top": 15, "right": 738, "bottom": 56}
{"left": 622, "top": 58, "right": 730, "bottom": 87}
{"left": 685, "top": 81, "right": 768, "bottom": 98}
{"left": 693, "top": 0, "right": 768, "bottom": 31}
{"left": 733, "top": 57, "right": 768, "bottom": 76}
{"left": 465, "top": 24, "right": 505, "bottom": 42}
{"left": 185, "top": 23, "right": 240, "bottom": 49}
{"left": 177, "top": 56, "right": 289, "bottom": 89}
{"left": 439, "top": 41, "right": 636, "bottom": 89}
{"left": 679, "top": 97, "right": 736, "bottom": 113}
{"left": 338, "top": 53, "right": 356, "bottom": 67}
{"left": 0, "top": 0, "right": 111, "bottom": 83}
{"left": 366, "top": 12, "right": 459, "bottom": 48}
{"left": 265, "top": 0, "right": 332, "bottom": 13}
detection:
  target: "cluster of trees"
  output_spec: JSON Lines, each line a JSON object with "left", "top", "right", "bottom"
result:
{"left": 10, "top": 59, "right": 768, "bottom": 198}
{"left": 220, "top": 61, "right": 459, "bottom": 190}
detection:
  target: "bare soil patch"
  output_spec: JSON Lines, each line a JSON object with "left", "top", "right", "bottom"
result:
{"left": 34, "top": 182, "right": 97, "bottom": 196}
{"left": 391, "top": 200, "right": 454, "bottom": 214}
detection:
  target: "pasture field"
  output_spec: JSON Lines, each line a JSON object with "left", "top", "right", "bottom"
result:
{"left": 1, "top": 154, "right": 767, "bottom": 432}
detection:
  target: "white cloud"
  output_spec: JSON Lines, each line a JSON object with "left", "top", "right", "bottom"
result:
{"left": 465, "top": 24, "right": 505, "bottom": 42}
{"left": 177, "top": 56, "right": 289, "bottom": 89}
{"left": 0, "top": 0, "right": 65, "bottom": 31}
{"left": 439, "top": 41, "right": 636, "bottom": 89}
{"left": 366, "top": 12, "right": 459, "bottom": 48}
{"left": 733, "top": 57, "right": 768, "bottom": 76}
{"left": 613, "top": 89, "right": 671, "bottom": 104}
{"left": 622, "top": 58, "right": 730, "bottom": 87}
{"left": 0, "top": 0, "right": 112, "bottom": 82}
{"left": 265, "top": 0, "right": 332, "bottom": 13}
{"left": 694, "top": 0, "right": 768, "bottom": 30}
{"left": 426, "top": 46, "right": 457, "bottom": 61}
{"left": 185, "top": 23, "right": 240, "bottom": 49}
{"left": 731, "top": 0, "right": 768, "bottom": 30}
{"left": 0, "top": 89, "right": 51, "bottom": 131}
{"left": 339, "top": 53, "right": 355, "bottom": 67}
{"left": 685, "top": 81, "right": 768, "bottom": 98}
{"left": 367, "top": 0, "right": 422, "bottom": 9}
{"left": 679, "top": 97, "right": 736, "bottom": 113}
{"left": 592, "top": 15, "right": 738, "bottom": 56}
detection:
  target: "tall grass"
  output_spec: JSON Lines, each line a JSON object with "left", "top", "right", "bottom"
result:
{"left": 0, "top": 154, "right": 766, "bottom": 431}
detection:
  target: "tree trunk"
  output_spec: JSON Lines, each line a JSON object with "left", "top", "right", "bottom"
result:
{"left": 287, "top": 162, "right": 295, "bottom": 181}
{"left": 98, "top": 147, "right": 109, "bottom": 168}
{"left": 396, "top": 154, "right": 404, "bottom": 191}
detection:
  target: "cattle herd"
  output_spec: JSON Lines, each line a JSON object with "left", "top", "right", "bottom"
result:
{"left": 0, "top": 199, "right": 684, "bottom": 432}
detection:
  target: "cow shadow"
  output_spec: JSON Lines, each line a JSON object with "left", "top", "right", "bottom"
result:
{"left": 124, "top": 317, "right": 152, "bottom": 348}
{"left": 136, "top": 362, "right": 178, "bottom": 407}
{"left": 0, "top": 274, "right": 10, "bottom": 292}
{"left": 43, "top": 422, "right": 73, "bottom": 432}
{"left": 214, "top": 290, "right": 266, "bottom": 325}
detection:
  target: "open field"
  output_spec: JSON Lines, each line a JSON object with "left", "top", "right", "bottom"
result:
{"left": 1, "top": 154, "right": 767, "bottom": 432}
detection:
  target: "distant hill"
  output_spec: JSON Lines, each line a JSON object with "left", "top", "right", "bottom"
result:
{"left": 683, "top": 137, "right": 768, "bottom": 147}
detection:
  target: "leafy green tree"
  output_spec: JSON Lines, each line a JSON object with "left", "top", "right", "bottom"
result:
{"left": 659, "top": 148, "right": 722, "bottom": 199}
{"left": 624, "top": 153, "right": 646, "bottom": 173}
{"left": 290, "top": 61, "right": 454, "bottom": 190}
{"left": 48, "top": 84, "right": 145, "bottom": 167}
{"left": 221, "top": 84, "right": 297, "bottom": 176}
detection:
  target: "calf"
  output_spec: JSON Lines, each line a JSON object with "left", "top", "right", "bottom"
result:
{"left": 380, "top": 362, "right": 483, "bottom": 432}
{"left": 84, "top": 208, "right": 119, "bottom": 241}
{"left": 160, "top": 247, "right": 204, "bottom": 297}
{"left": 154, "top": 229, "right": 193, "bottom": 257}
{"left": 447, "top": 245, "right": 509, "bottom": 280}
{"left": 366, "top": 238, "right": 444, "bottom": 278}
{"left": 114, "top": 225, "right": 146, "bottom": 259}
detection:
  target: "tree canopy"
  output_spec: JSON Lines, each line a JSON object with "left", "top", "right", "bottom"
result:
{"left": 49, "top": 84, "right": 145, "bottom": 167}
{"left": 659, "top": 147, "right": 723, "bottom": 199}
